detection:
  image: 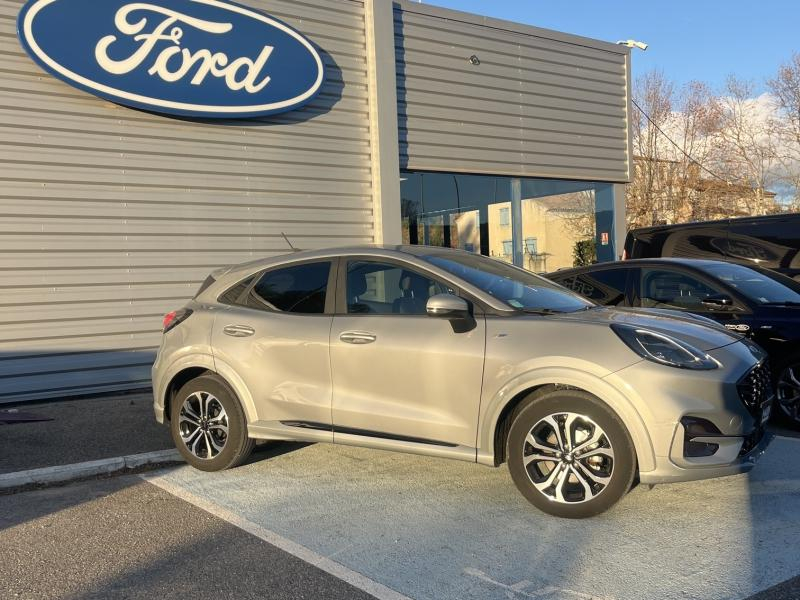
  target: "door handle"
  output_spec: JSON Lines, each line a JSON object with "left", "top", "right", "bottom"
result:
{"left": 339, "top": 331, "right": 377, "bottom": 345}
{"left": 223, "top": 324, "right": 255, "bottom": 337}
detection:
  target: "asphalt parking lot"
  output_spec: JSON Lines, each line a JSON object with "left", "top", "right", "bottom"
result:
{"left": 139, "top": 436, "right": 800, "bottom": 600}
{"left": 0, "top": 474, "right": 378, "bottom": 600}
{"left": 2, "top": 434, "right": 800, "bottom": 600}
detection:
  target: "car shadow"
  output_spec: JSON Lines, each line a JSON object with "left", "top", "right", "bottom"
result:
{"left": 243, "top": 441, "right": 312, "bottom": 466}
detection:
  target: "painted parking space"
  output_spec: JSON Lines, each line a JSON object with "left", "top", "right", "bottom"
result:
{"left": 144, "top": 437, "right": 800, "bottom": 600}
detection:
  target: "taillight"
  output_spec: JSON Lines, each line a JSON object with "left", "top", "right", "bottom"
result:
{"left": 162, "top": 308, "right": 193, "bottom": 333}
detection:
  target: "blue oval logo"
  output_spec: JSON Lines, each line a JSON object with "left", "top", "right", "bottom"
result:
{"left": 17, "top": 0, "right": 326, "bottom": 118}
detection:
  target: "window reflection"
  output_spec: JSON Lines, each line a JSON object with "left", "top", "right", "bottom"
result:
{"left": 401, "top": 171, "right": 610, "bottom": 272}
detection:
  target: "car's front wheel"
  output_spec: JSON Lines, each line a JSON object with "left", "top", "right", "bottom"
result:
{"left": 775, "top": 355, "right": 800, "bottom": 428}
{"left": 170, "top": 374, "right": 255, "bottom": 471}
{"left": 506, "top": 388, "right": 637, "bottom": 519}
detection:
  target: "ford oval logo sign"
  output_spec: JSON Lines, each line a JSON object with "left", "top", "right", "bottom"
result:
{"left": 16, "top": 0, "right": 326, "bottom": 118}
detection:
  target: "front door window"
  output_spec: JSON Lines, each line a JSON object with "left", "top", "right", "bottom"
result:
{"left": 346, "top": 261, "right": 451, "bottom": 315}
{"left": 639, "top": 268, "right": 722, "bottom": 312}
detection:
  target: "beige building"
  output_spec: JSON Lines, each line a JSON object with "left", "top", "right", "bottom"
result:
{"left": 481, "top": 193, "right": 595, "bottom": 272}
{"left": 627, "top": 158, "right": 780, "bottom": 229}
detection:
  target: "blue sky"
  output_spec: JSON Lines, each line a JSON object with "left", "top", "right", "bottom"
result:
{"left": 423, "top": 0, "right": 800, "bottom": 94}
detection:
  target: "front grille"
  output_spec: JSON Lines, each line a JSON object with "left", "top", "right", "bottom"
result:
{"left": 739, "top": 426, "right": 765, "bottom": 457}
{"left": 737, "top": 361, "right": 773, "bottom": 416}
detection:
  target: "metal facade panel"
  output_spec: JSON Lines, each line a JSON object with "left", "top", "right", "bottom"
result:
{"left": 0, "top": 0, "right": 371, "bottom": 402}
{"left": 394, "top": 1, "right": 631, "bottom": 182}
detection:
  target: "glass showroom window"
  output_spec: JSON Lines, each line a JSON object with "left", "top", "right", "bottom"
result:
{"left": 400, "top": 171, "right": 617, "bottom": 272}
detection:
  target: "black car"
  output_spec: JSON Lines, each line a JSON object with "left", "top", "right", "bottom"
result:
{"left": 624, "top": 213, "right": 800, "bottom": 280}
{"left": 547, "top": 258, "right": 800, "bottom": 426}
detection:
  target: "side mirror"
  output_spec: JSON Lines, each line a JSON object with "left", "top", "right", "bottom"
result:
{"left": 426, "top": 294, "right": 470, "bottom": 320}
{"left": 701, "top": 294, "right": 734, "bottom": 310}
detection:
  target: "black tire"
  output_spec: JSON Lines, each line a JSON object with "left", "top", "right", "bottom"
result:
{"left": 170, "top": 374, "right": 255, "bottom": 472}
{"left": 506, "top": 388, "right": 637, "bottom": 519}
{"left": 773, "top": 354, "right": 800, "bottom": 429}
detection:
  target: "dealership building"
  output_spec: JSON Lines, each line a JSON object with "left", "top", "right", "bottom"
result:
{"left": 1, "top": 0, "right": 632, "bottom": 401}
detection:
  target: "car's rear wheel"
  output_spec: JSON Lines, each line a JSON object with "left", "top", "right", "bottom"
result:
{"left": 170, "top": 374, "right": 254, "bottom": 471}
{"left": 506, "top": 388, "right": 637, "bottom": 519}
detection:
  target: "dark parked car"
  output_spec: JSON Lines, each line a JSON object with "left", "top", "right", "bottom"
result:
{"left": 624, "top": 213, "right": 800, "bottom": 280}
{"left": 547, "top": 258, "right": 800, "bottom": 427}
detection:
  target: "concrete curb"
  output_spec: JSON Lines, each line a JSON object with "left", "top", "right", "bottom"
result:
{"left": 0, "top": 449, "right": 184, "bottom": 490}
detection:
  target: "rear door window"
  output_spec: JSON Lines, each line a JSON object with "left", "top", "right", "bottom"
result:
{"left": 247, "top": 261, "right": 332, "bottom": 314}
{"left": 556, "top": 268, "right": 630, "bottom": 306}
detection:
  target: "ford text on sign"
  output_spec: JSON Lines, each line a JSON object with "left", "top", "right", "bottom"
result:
{"left": 16, "top": 0, "right": 326, "bottom": 117}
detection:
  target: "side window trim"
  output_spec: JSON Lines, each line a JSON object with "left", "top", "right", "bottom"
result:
{"left": 624, "top": 267, "right": 638, "bottom": 307}
{"left": 326, "top": 258, "right": 340, "bottom": 315}
{"left": 217, "top": 274, "right": 256, "bottom": 306}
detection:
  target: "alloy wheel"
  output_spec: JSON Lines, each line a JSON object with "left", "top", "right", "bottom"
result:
{"left": 178, "top": 391, "right": 229, "bottom": 459}
{"left": 522, "top": 412, "right": 615, "bottom": 504}
{"left": 777, "top": 364, "right": 800, "bottom": 424}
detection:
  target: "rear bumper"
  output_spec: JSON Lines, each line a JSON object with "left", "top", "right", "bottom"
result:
{"left": 152, "top": 362, "right": 166, "bottom": 425}
{"left": 640, "top": 428, "right": 774, "bottom": 485}
{"left": 153, "top": 398, "right": 166, "bottom": 425}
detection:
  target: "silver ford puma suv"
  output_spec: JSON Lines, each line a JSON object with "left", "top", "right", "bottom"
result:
{"left": 152, "top": 246, "right": 774, "bottom": 518}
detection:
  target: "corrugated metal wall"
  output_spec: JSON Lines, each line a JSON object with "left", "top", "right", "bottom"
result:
{"left": 394, "top": 1, "right": 631, "bottom": 183}
{"left": 0, "top": 0, "right": 373, "bottom": 402}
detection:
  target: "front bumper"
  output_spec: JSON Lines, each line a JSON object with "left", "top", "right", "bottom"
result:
{"left": 605, "top": 339, "right": 774, "bottom": 485}
{"left": 640, "top": 428, "right": 774, "bottom": 484}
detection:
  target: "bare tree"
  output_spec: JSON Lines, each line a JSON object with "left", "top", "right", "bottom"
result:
{"left": 714, "top": 76, "right": 781, "bottom": 215}
{"left": 627, "top": 70, "right": 674, "bottom": 229}
{"left": 628, "top": 72, "right": 729, "bottom": 227}
{"left": 768, "top": 53, "right": 800, "bottom": 207}
{"left": 672, "top": 81, "right": 725, "bottom": 220}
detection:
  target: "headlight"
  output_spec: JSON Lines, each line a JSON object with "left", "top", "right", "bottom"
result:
{"left": 611, "top": 324, "right": 719, "bottom": 370}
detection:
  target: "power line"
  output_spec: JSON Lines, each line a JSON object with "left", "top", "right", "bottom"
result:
{"left": 631, "top": 97, "right": 732, "bottom": 185}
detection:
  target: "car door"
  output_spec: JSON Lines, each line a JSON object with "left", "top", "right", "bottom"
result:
{"left": 210, "top": 259, "right": 337, "bottom": 441}
{"left": 329, "top": 257, "right": 486, "bottom": 450}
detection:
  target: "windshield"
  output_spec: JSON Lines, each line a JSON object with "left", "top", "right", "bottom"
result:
{"left": 419, "top": 252, "right": 593, "bottom": 313}
{"left": 703, "top": 262, "right": 800, "bottom": 305}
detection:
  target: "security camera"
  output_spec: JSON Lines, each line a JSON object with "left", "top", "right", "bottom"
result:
{"left": 616, "top": 39, "right": 648, "bottom": 51}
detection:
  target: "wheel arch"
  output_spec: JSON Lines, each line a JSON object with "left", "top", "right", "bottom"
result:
{"left": 162, "top": 367, "right": 213, "bottom": 422}
{"left": 478, "top": 369, "right": 656, "bottom": 473}
{"left": 157, "top": 354, "right": 258, "bottom": 424}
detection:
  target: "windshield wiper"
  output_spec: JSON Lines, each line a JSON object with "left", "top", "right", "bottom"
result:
{"left": 519, "top": 307, "right": 565, "bottom": 315}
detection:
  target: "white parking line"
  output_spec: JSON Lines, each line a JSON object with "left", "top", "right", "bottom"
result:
{"left": 142, "top": 473, "right": 413, "bottom": 600}
{"left": 463, "top": 568, "right": 614, "bottom": 600}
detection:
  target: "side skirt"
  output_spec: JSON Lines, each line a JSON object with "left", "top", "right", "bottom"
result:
{"left": 247, "top": 420, "right": 479, "bottom": 463}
